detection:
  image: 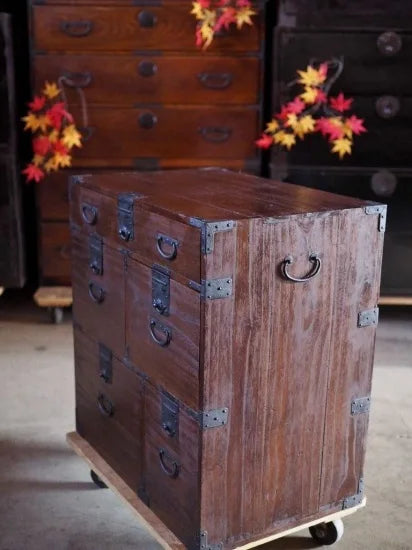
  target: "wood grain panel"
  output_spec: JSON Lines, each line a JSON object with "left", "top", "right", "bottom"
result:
{"left": 37, "top": 171, "right": 71, "bottom": 221}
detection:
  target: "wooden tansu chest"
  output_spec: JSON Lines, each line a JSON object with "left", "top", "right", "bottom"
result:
{"left": 69, "top": 169, "right": 385, "bottom": 550}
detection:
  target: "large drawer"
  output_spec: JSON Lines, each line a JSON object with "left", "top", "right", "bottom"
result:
{"left": 71, "top": 105, "right": 258, "bottom": 161}
{"left": 34, "top": 54, "right": 260, "bottom": 106}
{"left": 39, "top": 221, "right": 71, "bottom": 285}
{"left": 32, "top": 5, "right": 260, "bottom": 53}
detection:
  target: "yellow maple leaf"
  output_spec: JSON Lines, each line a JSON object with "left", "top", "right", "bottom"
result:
{"left": 201, "top": 8, "right": 216, "bottom": 26}
{"left": 32, "top": 154, "right": 44, "bottom": 166}
{"left": 54, "top": 152, "right": 72, "bottom": 168}
{"left": 44, "top": 156, "right": 59, "bottom": 173}
{"left": 300, "top": 86, "right": 318, "bottom": 104}
{"left": 331, "top": 137, "right": 352, "bottom": 159}
{"left": 37, "top": 115, "right": 52, "bottom": 132}
{"left": 62, "top": 125, "right": 82, "bottom": 149}
{"left": 22, "top": 113, "right": 40, "bottom": 132}
{"left": 191, "top": 2, "right": 204, "bottom": 19}
{"left": 235, "top": 6, "right": 256, "bottom": 29}
{"left": 285, "top": 113, "right": 298, "bottom": 129}
{"left": 293, "top": 114, "right": 316, "bottom": 138}
{"left": 273, "top": 130, "right": 286, "bottom": 144}
{"left": 265, "top": 119, "right": 279, "bottom": 134}
{"left": 43, "top": 81, "right": 61, "bottom": 99}
{"left": 279, "top": 132, "right": 296, "bottom": 150}
{"left": 297, "top": 65, "right": 326, "bottom": 87}
{"left": 49, "top": 129, "right": 59, "bottom": 143}
{"left": 343, "top": 122, "right": 353, "bottom": 139}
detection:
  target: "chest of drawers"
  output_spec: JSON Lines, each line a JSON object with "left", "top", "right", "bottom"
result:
{"left": 29, "top": 0, "right": 269, "bottom": 286}
{"left": 70, "top": 168, "right": 384, "bottom": 549}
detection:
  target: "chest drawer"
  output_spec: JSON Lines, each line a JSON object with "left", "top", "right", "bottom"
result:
{"left": 72, "top": 106, "right": 258, "bottom": 162}
{"left": 34, "top": 54, "right": 260, "bottom": 106}
{"left": 32, "top": 5, "right": 260, "bottom": 53}
{"left": 74, "top": 327, "right": 144, "bottom": 490}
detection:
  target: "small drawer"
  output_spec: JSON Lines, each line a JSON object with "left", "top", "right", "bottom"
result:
{"left": 126, "top": 258, "right": 200, "bottom": 410}
{"left": 74, "top": 327, "right": 144, "bottom": 490}
{"left": 34, "top": 54, "right": 260, "bottom": 106}
{"left": 39, "top": 222, "right": 71, "bottom": 285}
{"left": 32, "top": 4, "right": 260, "bottom": 53}
{"left": 71, "top": 227, "right": 125, "bottom": 358}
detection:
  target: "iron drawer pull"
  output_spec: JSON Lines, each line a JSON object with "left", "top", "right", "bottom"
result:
{"left": 197, "top": 72, "right": 233, "bottom": 89}
{"left": 97, "top": 393, "right": 114, "bottom": 417}
{"left": 281, "top": 254, "right": 321, "bottom": 283}
{"left": 149, "top": 319, "right": 172, "bottom": 347}
{"left": 88, "top": 281, "right": 105, "bottom": 303}
{"left": 60, "top": 20, "right": 94, "bottom": 38}
{"left": 158, "top": 448, "right": 180, "bottom": 478}
{"left": 156, "top": 233, "right": 178, "bottom": 260}
{"left": 81, "top": 203, "right": 98, "bottom": 225}
{"left": 61, "top": 71, "right": 93, "bottom": 88}
{"left": 375, "top": 96, "right": 400, "bottom": 119}
{"left": 377, "top": 31, "right": 402, "bottom": 57}
{"left": 138, "top": 10, "right": 157, "bottom": 28}
{"left": 138, "top": 60, "right": 158, "bottom": 77}
{"left": 199, "top": 126, "right": 232, "bottom": 143}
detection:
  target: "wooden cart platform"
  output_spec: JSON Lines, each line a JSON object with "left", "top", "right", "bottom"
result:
{"left": 67, "top": 431, "right": 366, "bottom": 550}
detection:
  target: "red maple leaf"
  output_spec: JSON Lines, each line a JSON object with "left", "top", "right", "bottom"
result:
{"left": 315, "top": 117, "right": 344, "bottom": 140}
{"left": 22, "top": 163, "right": 44, "bottom": 183}
{"left": 330, "top": 92, "right": 353, "bottom": 112}
{"left": 32, "top": 136, "right": 51, "bottom": 156}
{"left": 346, "top": 115, "right": 367, "bottom": 135}
{"left": 46, "top": 102, "right": 74, "bottom": 130}
{"left": 255, "top": 133, "right": 273, "bottom": 149}
{"left": 215, "top": 7, "right": 236, "bottom": 31}
{"left": 53, "top": 139, "right": 69, "bottom": 155}
{"left": 318, "top": 62, "right": 328, "bottom": 80}
{"left": 287, "top": 97, "right": 305, "bottom": 114}
{"left": 236, "top": 0, "right": 252, "bottom": 6}
{"left": 315, "top": 89, "right": 327, "bottom": 103}
{"left": 28, "top": 95, "right": 46, "bottom": 112}
{"left": 198, "top": 0, "right": 211, "bottom": 7}
{"left": 276, "top": 104, "right": 291, "bottom": 121}
{"left": 195, "top": 27, "right": 203, "bottom": 47}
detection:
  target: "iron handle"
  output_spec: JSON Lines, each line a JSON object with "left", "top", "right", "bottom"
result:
{"left": 156, "top": 233, "right": 178, "bottom": 260}
{"left": 199, "top": 126, "right": 232, "bottom": 143}
{"left": 138, "top": 60, "right": 158, "bottom": 77}
{"left": 81, "top": 203, "right": 98, "bottom": 225}
{"left": 61, "top": 71, "right": 92, "bottom": 88}
{"left": 377, "top": 31, "right": 402, "bottom": 57}
{"left": 162, "top": 422, "right": 176, "bottom": 437}
{"left": 118, "top": 227, "right": 131, "bottom": 241}
{"left": 153, "top": 298, "right": 167, "bottom": 314}
{"left": 138, "top": 10, "right": 157, "bottom": 28}
{"left": 89, "top": 261, "right": 101, "bottom": 275}
{"left": 158, "top": 448, "right": 180, "bottom": 478}
{"left": 197, "top": 72, "right": 233, "bottom": 90}
{"left": 375, "top": 96, "right": 400, "bottom": 119}
{"left": 88, "top": 281, "right": 105, "bottom": 303}
{"left": 97, "top": 393, "right": 114, "bottom": 417}
{"left": 139, "top": 112, "right": 157, "bottom": 129}
{"left": 60, "top": 20, "right": 94, "bottom": 38}
{"left": 281, "top": 254, "right": 321, "bottom": 283}
{"left": 149, "top": 319, "right": 172, "bottom": 347}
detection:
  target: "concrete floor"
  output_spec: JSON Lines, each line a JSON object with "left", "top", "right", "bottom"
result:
{"left": 0, "top": 292, "right": 411, "bottom": 550}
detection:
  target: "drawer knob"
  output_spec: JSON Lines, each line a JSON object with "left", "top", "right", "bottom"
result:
{"left": 159, "top": 448, "right": 180, "bottom": 478}
{"left": 60, "top": 20, "right": 93, "bottom": 38}
{"left": 97, "top": 393, "right": 114, "bottom": 417}
{"left": 281, "top": 254, "right": 321, "bottom": 283}
{"left": 88, "top": 281, "right": 105, "bottom": 303}
{"left": 156, "top": 233, "right": 178, "bottom": 260}
{"left": 377, "top": 31, "right": 402, "bottom": 57}
{"left": 149, "top": 319, "right": 172, "bottom": 347}
{"left": 139, "top": 112, "right": 157, "bottom": 129}
{"left": 138, "top": 61, "right": 158, "bottom": 77}
{"left": 81, "top": 203, "right": 98, "bottom": 225}
{"left": 199, "top": 126, "right": 232, "bottom": 143}
{"left": 375, "top": 95, "right": 400, "bottom": 119}
{"left": 370, "top": 170, "right": 398, "bottom": 198}
{"left": 198, "top": 72, "right": 233, "bottom": 90}
{"left": 61, "top": 71, "right": 92, "bottom": 88}
{"left": 138, "top": 10, "right": 157, "bottom": 28}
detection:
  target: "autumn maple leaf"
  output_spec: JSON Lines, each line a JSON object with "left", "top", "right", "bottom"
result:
{"left": 53, "top": 139, "right": 69, "bottom": 155}
{"left": 43, "top": 81, "right": 61, "bottom": 100}
{"left": 330, "top": 92, "right": 353, "bottom": 112}
{"left": 47, "top": 102, "right": 74, "bottom": 130}
{"left": 315, "top": 117, "right": 344, "bottom": 141}
{"left": 331, "top": 137, "right": 352, "bottom": 159}
{"left": 279, "top": 132, "right": 296, "bottom": 150}
{"left": 28, "top": 95, "right": 46, "bottom": 112}
{"left": 33, "top": 136, "right": 51, "bottom": 156}
{"left": 315, "top": 89, "right": 327, "bottom": 103}
{"left": 22, "top": 113, "right": 40, "bottom": 132}
{"left": 62, "top": 125, "right": 82, "bottom": 149}
{"left": 265, "top": 119, "right": 279, "bottom": 133}
{"left": 255, "top": 133, "right": 273, "bottom": 149}
{"left": 215, "top": 7, "right": 236, "bottom": 31}
{"left": 297, "top": 65, "right": 327, "bottom": 87}
{"left": 276, "top": 104, "right": 292, "bottom": 121}
{"left": 345, "top": 115, "right": 367, "bottom": 135}
{"left": 54, "top": 152, "right": 72, "bottom": 168}
{"left": 300, "top": 86, "right": 318, "bottom": 104}
{"left": 235, "top": 6, "right": 255, "bottom": 28}
{"left": 287, "top": 97, "right": 305, "bottom": 114}
{"left": 22, "top": 163, "right": 44, "bottom": 183}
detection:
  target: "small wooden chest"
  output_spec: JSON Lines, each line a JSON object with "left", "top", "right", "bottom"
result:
{"left": 70, "top": 169, "right": 385, "bottom": 549}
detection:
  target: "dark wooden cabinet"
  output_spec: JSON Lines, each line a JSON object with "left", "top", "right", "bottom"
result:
{"left": 271, "top": 0, "right": 412, "bottom": 297}
{"left": 70, "top": 168, "right": 384, "bottom": 549}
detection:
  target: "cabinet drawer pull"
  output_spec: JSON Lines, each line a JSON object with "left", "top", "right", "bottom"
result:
{"left": 88, "top": 281, "right": 105, "bottom": 303}
{"left": 159, "top": 448, "right": 180, "bottom": 478}
{"left": 281, "top": 254, "right": 321, "bottom": 283}
{"left": 375, "top": 96, "right": 400, "bottom": 119}
{"left": 139, "top": 112, "right": 157, "bottom": 129}
{"left": 198, "top": 72, "right": 233, "bottom": 89}
{"left": 138, "top": 10, "right": 157, "bottom": 28}
{"left": 97, "top": 393, "right": 114, "bottom": 417}
{"left": 377, "top": 31, "right": 402, "bottom": 57}
{"left": 199, "top": 126, "right": 232, "bottom": 143}
{"left": 61, "top": 71, "right": 92, "bottom": 88}
{"left": 60, "top": 20, "right": 93, "bottom": 38}
{"left": 156, "top": 233, "right": 178, "bottom": 260}
{"left": 81, "top": 203, "right": 98, "bottom": 225}
{"left": 149, "top": 319, "right": 172, "bottom": 347}
{"left": 138, "top": 61, "right": 158, "bottom": 77}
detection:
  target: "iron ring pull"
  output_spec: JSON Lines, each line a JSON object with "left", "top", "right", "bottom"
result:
{"left": 149, "top": 319, "right": 172, "bottom": 347}
{"left": 156, "top": 233, "right": 178, "bottom": 260}
{"left": 88, "top": 281, "right": 105, "bottom": 303}
{"left": 81, "top": 202, "right": 97, "bottom": 225}
{"left": 158, "top": 448, "right": 180, "bottom": 478}
{"left": 97, "top": 393, "right": 114, "bottom": 417}
{"left": 61, "top": 71, "right": 93, "bottom": 88}
{"left": 199, "top": 126, "right": 232, "bottom": 143}
{"left": 60, "top": 20, "right": 94, "bottom": 38}
{"left": 197, "top": 72, "right": 233, "bottom": 89}
{"left": 281, "top": 254, "right": 321, "bottom": 283}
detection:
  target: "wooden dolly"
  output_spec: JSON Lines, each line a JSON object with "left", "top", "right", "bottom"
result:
{"left": 67, "top": 431, "right": 366, "bottom": 550}
{"left": 34, "top": 286, "right": 73, "bottom": 324}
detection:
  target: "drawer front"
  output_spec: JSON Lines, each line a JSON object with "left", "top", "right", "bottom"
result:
{"left": 37, "top": 171, "right": 71, "bottom": 221}
{"left": 126, "top": 258, "right": 200, "bottom": 410}
{"left": 74, "top": 327, "right": 144, "bottom": 490}
{"left": 142, "top": 383, "right": 199, "bottom": 549}
{"left": 39, "top": 221, "right": 71, "bottom": 284}
{"left": 34, "top": 54, "right": 260, "bottom": 106}
{"left": 71, "top": 227, "right": 125, "bottom": 358}
{"left": 32, "top": 5, "right": 260, "bottom": 53}
{"left": 277, "top": 30, "right": 412, "bottom": 96}
{"left": 71, "top": 106, "right": 258, "bottom": 161}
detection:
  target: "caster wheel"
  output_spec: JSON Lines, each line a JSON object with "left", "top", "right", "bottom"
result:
{"left": 309, "top": 519, "right": 344, "bottom": 546}
{"left": 49, "top": 307, "right": 64, "bottom": 324}
{"left": 90, "top": 469, "right": 108, "bottom": 489}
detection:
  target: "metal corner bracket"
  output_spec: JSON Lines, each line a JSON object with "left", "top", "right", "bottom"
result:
{"left": 365, "top": 205, "right": 387, "bottom": 232}
{"left": 343, "top": 478, "right": 364, "bottom": 510}
{"left": 351, "top": 396, "right": 371, "bottom": 415}
{"left": 201, "top": 277, "right": 232, "bottom": 300}
{"left": 201, "top": 408, "right": 229, "bottom": 429}
{"left": 199, "top": 531, "right": 223, "bottom": 550}
{"left": 199, "top": 221, "right": 235, "bottom": 254}
{"left": 358, "top": 307, "right": 379, "bottom": 328}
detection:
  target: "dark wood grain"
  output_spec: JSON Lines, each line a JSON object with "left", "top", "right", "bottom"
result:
{"left": 39, "top": 221, "right": 71, "bottom": 285}
{"left": 37, "top": 171, "right": 71, "bottom": 221}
